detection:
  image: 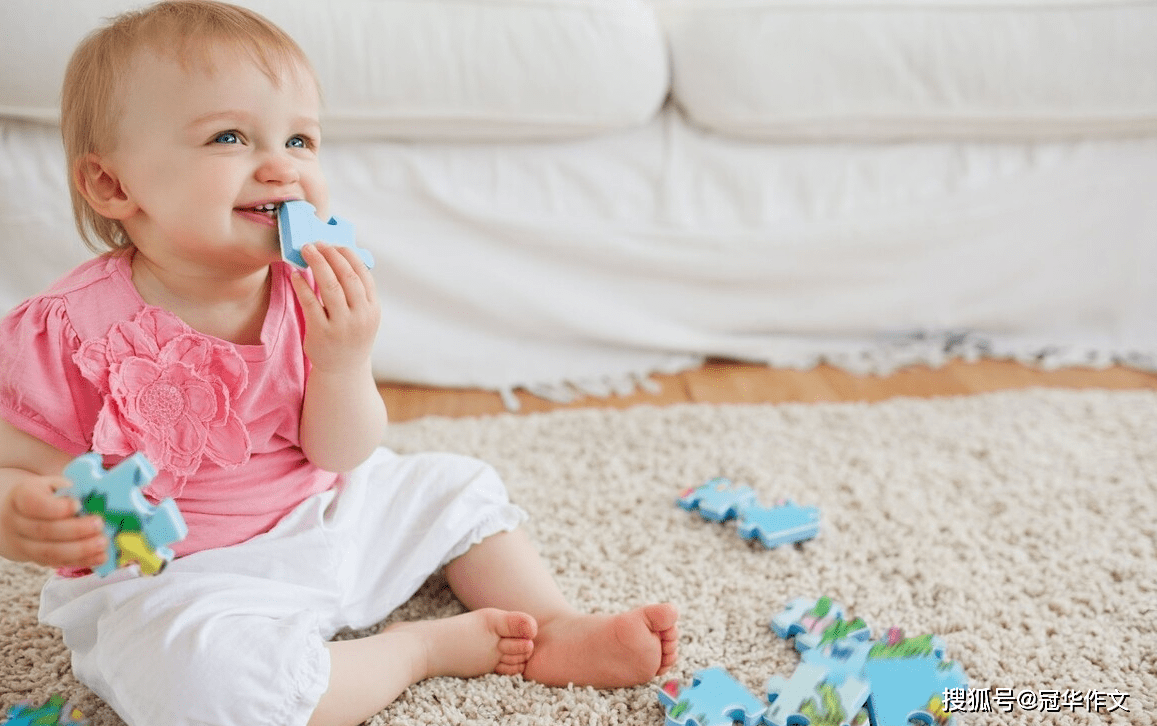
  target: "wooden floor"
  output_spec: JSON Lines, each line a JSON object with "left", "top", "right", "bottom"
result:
{"left": 378, "top": 359, "right": 1157, "bottom": 422}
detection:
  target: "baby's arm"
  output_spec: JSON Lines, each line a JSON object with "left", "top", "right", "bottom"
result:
{"left": 0, "top": 419, "right": 107, "bottom": 568}
{"left": 290, "top": 243, "right": 388, "bottom": 472}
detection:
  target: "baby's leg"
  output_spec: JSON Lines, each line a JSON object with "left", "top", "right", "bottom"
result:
{"left": 444, "top": 528, "right": 679, "bottom": 689}
{"left": 308, "top": 608, "right": 536, "bottom": 726}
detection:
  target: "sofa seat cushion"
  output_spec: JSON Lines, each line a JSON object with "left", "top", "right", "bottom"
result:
{"left": 657, "top": 0, "right": 1157, "bottom": 140}
{"left": 1, "top": 0, "right": 668, "bottom": 140}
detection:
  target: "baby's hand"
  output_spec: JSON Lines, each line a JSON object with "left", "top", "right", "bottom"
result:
{"left": 290, "top": 243, "right": 381, "bottom": 374}
{"left": 0, "top": 473, "right": 107, "bottom": 569}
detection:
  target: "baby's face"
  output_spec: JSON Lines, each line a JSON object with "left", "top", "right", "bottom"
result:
{"left": 105, "top": 43, "right": 328, "bottom": 272}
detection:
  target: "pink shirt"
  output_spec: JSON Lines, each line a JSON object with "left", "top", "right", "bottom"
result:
{"left": 0, "top": 251, "right": 339, "bottom": 559}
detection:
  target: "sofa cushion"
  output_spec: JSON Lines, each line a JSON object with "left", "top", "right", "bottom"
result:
{"left": 1, "top": 0, "right": 668, "bottom": 140}
{"left": 657, "top": 0, "right": 1157, "bottom": 140}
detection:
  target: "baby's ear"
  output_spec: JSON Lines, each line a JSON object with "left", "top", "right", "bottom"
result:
{"left": 75, "top": 153, "right": 137, "bottom": 220}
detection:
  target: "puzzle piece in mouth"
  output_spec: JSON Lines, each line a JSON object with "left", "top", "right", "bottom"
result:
{"left": 278, "top": 199, "right": 373, "bottom": 269}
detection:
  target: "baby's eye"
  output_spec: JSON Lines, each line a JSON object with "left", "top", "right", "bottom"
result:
{"left": 213, "top": 131, "right": 241, "bottom": 145}
{"left": 287, "top": 135, "right": 312, "bottom": 150}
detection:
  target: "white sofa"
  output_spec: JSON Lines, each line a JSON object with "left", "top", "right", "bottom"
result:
{"left": 3, "top": 0, "right": 1156, "bottom": 408}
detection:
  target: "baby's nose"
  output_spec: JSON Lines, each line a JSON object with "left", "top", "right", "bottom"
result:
{"left": 256, "top": 151, "right": 299, "bottom": 185}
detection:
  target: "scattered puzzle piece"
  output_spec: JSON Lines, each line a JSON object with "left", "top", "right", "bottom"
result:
{"left": 767, "top": 599, "right": 966, "bottom": 725}
{"left": 772, "top": 596, "right": 842, "bottom": 640}
{"left": 278, "top": 200, "right": 373, "bottom": 269}
{"left": 799, "top": 636, "right": 874, "bottom": 688}
{"left": 59, "top": 453, "right": 187, "bottom": 577}
{"left": 765, "top": 662, "right": 871, "bottom": 726}
{"left": 657, "top": 667, "right": 767, "bottom": 726}
{"left": 771, "top": 596, "right": 871, "bottom": 653}
{"left": 860, "top": 630, "right": 966, "bottom": 726}
{"left": 2, "top": 694, "right": 88, "bottom": 725}
{"left": 677, "top": 478, "right": 820, "bottom": 550}
{"left": 736, "top": 500, "right": 820, "bottom": 548}
{"left": 677, "top": 478, "right": 758, "bottom": 523}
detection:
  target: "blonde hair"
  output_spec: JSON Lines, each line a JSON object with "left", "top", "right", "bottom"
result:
{"left": 61, "top": 0, "right": 316, "bottom": 252}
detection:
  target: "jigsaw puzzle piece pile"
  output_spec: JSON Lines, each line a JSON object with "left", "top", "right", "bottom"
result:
{"left": 58, "top": 452, "right": 187, "bottom": 577}
{"left": 677, "top": 477, "right": 820, "bottom": 549}
{"left": 659, "top": 596, "right": 967, "bottom": 726}
{"left": 2, "top": 694, "right": 88, "bottom": 726}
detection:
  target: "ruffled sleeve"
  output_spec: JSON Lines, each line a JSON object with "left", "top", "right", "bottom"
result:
{"left": 0, "top": 296, "right": 103, "bottom": 454}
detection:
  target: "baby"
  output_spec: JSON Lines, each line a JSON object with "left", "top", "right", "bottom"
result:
{"left": 0, "top": 2, "right": 677, "bottom": 725}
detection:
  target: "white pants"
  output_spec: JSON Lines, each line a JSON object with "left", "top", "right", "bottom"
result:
{"left": 39, "top": 448, "right": 527, "bottom": 726}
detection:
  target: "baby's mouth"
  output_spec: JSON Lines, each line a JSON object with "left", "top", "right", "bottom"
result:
{"left": 239, "top": 202, "right": 281, "bottom": 218}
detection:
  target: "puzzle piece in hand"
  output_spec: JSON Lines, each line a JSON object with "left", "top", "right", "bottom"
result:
{"left": 764, "top": 662, "right": 871, "bottom": 726}
{"left": 657, "top": 667, "right": 767, "bottom": 726}
{"left": 735, "top": 500, "right": 820, "bottom": 548}
{"left": 278, "top": 199, "right": 373, "bottom": 269}
{"left": 2, "top": 694, "right": 89, "bottom": 725}
{"left": 677, "top": 478, "right": 759, "bottom": 523}
{"left": 771, "top": 596, "right": 871, "bottom": 653}
{"left": 60, "top": 453, "right": 187, "bottom": 577}
{"left": 860, "top": 630, "right": 965, "bottom": 726}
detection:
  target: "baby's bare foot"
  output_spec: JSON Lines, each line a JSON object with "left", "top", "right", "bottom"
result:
{"left": 386, "top": 608, "right": 537, "bottom": 680}
{"left": 523, "top": 603, "right": 679, "bottom": 688}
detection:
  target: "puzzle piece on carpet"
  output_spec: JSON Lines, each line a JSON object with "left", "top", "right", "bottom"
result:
{"left": 860, "top": 630, "right": 965, "bottom": 726}
{"left": 657, "top": 667, "right": 767, "bottom": 726}
{"left": 736, "top": 500, "right": 821, "bottom": 548}
{"left": 771, "top": 596, "right": 872, "bottom": 653}
{"left": 799, "top": 635, "right": 875, "bottom": 688}
{"left": 278, "top": 199, "right": 374, "bottom": 269}
{"left": 764, "top": 662, "right": 871, "bottom": 726}
{"left": 767, "top": 600, "right": 967, "bottom": 726}
{"left": 59, "top": 453, "right": 187, "bottom": 577}
{"left": 2, "top": 694, "right": 88, "bottom": 725}
{"left": 677, "top": 478, "right": 758, "bottom": 523}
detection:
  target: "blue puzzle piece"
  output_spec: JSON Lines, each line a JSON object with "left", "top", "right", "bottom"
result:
{"left": 278, "top": 200, "right": 373, "bottom": 269}
{"left": 767, "top": 601, "right": 967, "bottom": 726}
{"left": 772, "top": 596, "right": 845, "bottom": 640}
{"left": 765, "top": 662, "right": 871, "bottom": 726}
{"left": 771, "top": 597, "right": 871, "bottom": 654}
{"left": 736, "top": 500, "right": 820, "bottom": 548}
{"left": 860, "top": 632, "right": 965, "bottom": 726}
{"left": 799, "top": 636, "right": 876, "bottom": 690}
{"left": 3, "top": 694, "right": 88, "bottom": 725}
{"left": 677, "top": 478, "right": 759, "bottom": 523}
{"left": 657, "top": 667, "right": 767, "bottom": 726}
{"left": 59, "top": 453, "right": 187, "bottom": 577}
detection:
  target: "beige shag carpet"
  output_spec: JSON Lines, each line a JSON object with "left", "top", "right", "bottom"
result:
{"left": 2, "top": 388, "right": 1154, "bottom": 725}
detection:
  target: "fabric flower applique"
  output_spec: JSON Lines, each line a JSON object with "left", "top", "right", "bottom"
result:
{"left": 75, "top": 307, "right": 251, "bottom": 496}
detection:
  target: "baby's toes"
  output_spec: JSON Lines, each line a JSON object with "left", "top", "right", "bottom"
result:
{"left": 496, "top": 638, "right": 534, "bottom": 674}
{"left": 496, "top": 614, "right": 535, "bottom": 671}
{"left": 499, "top": 611, "right": 538, "bottom": 640}
{"left": 499, "top": 636, "right": 534, "bottom": 659}
{"left": 658, "top": 622, "right": 679, "bottom": 673}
